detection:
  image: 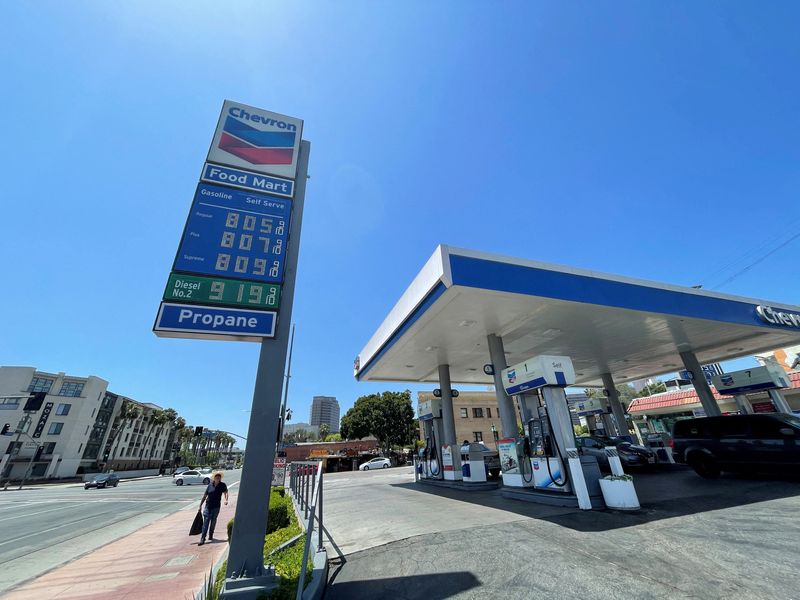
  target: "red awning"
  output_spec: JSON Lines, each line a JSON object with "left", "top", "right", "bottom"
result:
{"left": 627, "top": 371, "right": 800, "bottom": 414}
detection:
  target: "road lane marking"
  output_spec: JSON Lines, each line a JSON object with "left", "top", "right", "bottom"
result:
{"left": 0, "top": 504, "right": 81, "bottom": 522}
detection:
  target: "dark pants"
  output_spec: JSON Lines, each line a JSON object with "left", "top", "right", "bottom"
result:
{"left": 201, "top": 505, "right": 221, "bottom": 541}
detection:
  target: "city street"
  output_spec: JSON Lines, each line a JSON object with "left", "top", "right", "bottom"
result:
{"left": 0, "top": 470, "right": 241, "bottom": 594}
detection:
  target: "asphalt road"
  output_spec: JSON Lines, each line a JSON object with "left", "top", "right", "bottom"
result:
{"left": 323, "top": 466, "right": 800, "bottom": 599}
{"left": 0, "top": 470, "right": 241, "bottom": 594}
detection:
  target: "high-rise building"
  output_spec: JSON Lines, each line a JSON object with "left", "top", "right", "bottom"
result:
{"left": 309, "top": 396, "right": 340, "bottom": 433}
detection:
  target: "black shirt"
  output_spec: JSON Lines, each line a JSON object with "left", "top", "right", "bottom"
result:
{"left": 204, "top": 481, "right": 228, "bottom": 509}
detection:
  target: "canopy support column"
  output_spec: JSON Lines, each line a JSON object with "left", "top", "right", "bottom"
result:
{"left": 679, "top": 351, "right": 722, "bottom": 417}
{"left": 438, "top": 364, "right": 457, "bottom": 446}
{"left": 487, "top": 334, "right": 519, "bottom": 439}
{"left": 601, "top": 373, "right": 629, "bottom": 437}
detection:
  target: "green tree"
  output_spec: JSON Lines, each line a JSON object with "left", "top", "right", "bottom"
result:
{"left": 318, "top": 423, "right": 331, "bottom": 441}
{"left": 584, "top": 384, "right": 639, "bottom": 407}
{"left": 638, "top": 381, "right": 667, "bottom": 397}
{"left": 326, "top": 433, "right": 342, "bottom": 442}
{"left": 340, "top": 391, "right": 415, "bottom": 457}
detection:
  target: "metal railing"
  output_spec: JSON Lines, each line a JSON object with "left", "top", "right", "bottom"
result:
{"left": 287, "top": 461, "right": 324, "bottom": 600}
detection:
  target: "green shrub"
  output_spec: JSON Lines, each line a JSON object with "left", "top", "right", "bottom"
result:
{"left": 264, "top": 520, "right": 302, "bottom": 557}
{"left": 227, "top": 490, "right": 293, "bottom": 541}
{"left": 211, "top": 559, "right": 226, "bottom": 600}
{"left": 268, "top": 540, "right": 314, "bottom": 599}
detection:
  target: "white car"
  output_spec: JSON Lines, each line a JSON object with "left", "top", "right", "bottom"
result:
{"left": 174, "top": 470, "right": 211, "bottom": 486}
{"left": 359, "top": 457, "right": 391, "bottom": 471}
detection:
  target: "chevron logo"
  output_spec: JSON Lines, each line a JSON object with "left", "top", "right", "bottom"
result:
{"left": 218, "top": 115, "right": 296, "bottom": 165}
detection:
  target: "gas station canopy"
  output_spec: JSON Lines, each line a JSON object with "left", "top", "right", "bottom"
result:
{"left": 355, "top": 246, "right": 800, "bottom": 387}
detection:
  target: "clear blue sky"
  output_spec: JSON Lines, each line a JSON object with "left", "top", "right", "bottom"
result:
{"left": 2, "top": 3, "right": 799, "bottom": 442}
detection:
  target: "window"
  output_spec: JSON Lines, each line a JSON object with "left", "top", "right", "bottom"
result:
{"left": 124, "top": 433, "right": 129, "bottom": 442}
{"left": 718, "top": 418, "right": 750, "bottom": 438}
{"left": 27, "top": 377, "right": 54, "bottom": 393}
{"left": 43, "top": 442, "right": 56, "bottom": 454}
{"left": 751, "top": 417, "right": 786, "bottom": 438}
{"left": 56, "top": 403, "right": 71, "bottom": 416}
{"left": 473, "top": 432, "right": 483, "bottom": 442}
{"left": 48, "top": 422, "right": 64, "bottom": 435}
{"left": 460, "top": 408, "right": 468, "bottom": 418}
{"left": 78, "top": 443, "right": 83, "bottom": 454}
{"left": 473, "top": 408, "right": 484, "bottom": 418}
{"left": 486, "top": 408, "right": 492, "bottom": 418}
{"left": 0, "top": 397, "right": 21, "bottom": 410}
{"left": 58, "top": 381, "right": 84, "bottom": 397}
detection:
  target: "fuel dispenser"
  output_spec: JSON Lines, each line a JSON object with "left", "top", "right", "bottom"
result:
{"left": 528, "top": 406, "right": 570, "bottom": 493}
{"left": 460, "top": 442, "right": 488, "bottom": 483}
{"left": 418, "top": 397, "right": 444, "bottom": 480}
{"left": 501, "top": 355, "right": 595, "bottom": 509}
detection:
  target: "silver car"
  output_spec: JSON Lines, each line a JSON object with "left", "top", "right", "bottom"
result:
{"left": 173, "top": 470, "right": 211, "bottom": 486}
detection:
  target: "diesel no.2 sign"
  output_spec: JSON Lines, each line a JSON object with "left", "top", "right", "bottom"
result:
{"left": 173, "top": 183, "right": 292, "bottom": 284}
{"left": 164, "top": 273, "right": 281, "bottom": 310}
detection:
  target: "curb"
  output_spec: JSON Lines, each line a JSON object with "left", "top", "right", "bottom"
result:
{"left": 195, "top": 545, "right": 229, "bottom": 600}
{"left": 303, "top": 549, "right": 328, "bottom": 600}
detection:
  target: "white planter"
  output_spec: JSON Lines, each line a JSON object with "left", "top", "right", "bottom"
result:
{"left": 599, "top": 477, "right": 640, "bottom": 510}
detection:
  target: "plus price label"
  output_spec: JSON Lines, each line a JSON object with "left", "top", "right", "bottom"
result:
{"left": 173, "top": 183, "right": 292, "bottom": 284}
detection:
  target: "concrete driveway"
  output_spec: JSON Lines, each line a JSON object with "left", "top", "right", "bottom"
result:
{"left": 322, "top": 466, "right": 800, "bottom": 599}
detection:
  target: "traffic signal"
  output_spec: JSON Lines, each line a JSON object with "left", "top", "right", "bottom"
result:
{"left": 23, "top": 392, "right": 46, "bottom": 412}
{"left": 1, "top": 423, "right": 9, "bottom": 436}
{"left": 194, "top": 426, "right": 204, "bottom": 437}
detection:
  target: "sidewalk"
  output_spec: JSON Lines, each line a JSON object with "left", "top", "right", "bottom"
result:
{"left": 4, "top": 491, "right": 237, "bottom": 599}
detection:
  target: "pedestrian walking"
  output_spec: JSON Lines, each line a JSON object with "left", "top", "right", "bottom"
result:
{"left": 198, "top": 471, "right": 228, "bottom": 545}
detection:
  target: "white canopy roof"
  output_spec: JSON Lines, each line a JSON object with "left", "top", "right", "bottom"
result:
{"left": 355, "top": 246, "right": 800, "bottom": 387}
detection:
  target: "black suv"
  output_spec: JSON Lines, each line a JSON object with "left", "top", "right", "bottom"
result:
{"left": 672, "top": 414, "right": 800, "bottom": 478}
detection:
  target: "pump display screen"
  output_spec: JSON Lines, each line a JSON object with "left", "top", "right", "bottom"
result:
{"left": 173, "top": 183, "right": 292, "bottom": 284}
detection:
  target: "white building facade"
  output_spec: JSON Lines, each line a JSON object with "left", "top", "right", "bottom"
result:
{"left": 0, "top": 366, "right": 181, "bottom": 480}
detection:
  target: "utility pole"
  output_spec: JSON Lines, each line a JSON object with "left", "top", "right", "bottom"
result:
{"left": 2, "top": 412, "right": 30, "bottom": 483}
{"left": 18, "top": 435, "right": 43, "bottom": 490}
{"left": 277, "top": 323, "right": 296, "bottom": 449}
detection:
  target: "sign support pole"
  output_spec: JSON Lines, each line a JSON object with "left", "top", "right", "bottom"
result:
{"left": 224, "top": 141, "right": 310, "bottom": 592}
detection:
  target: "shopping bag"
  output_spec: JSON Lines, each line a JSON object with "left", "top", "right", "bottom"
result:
{"left": 189, "top": 510, "right": 203, "bottom": 536}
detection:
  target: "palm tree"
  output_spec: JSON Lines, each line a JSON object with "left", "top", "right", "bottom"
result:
{"left": 142, "top": 409, "right": 170, "bottom": 468}
{"left": 109, "top": 400, "right": 140, "bottom": 470}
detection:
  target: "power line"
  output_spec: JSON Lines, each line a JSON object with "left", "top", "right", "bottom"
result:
{"left": 711, "top": 230, "right": 800, "bottom": 290}
{"left": 700, "top": 215, "right": 800, "bottom": 286}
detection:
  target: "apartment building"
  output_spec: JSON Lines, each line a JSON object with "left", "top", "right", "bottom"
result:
{"left": 310, "top": 396, "right": 340, "bottom": 433}
{"left": 0, "top": 366, "right": 181, "bottom": 480}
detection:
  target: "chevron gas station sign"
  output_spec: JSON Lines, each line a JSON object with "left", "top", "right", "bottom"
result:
{"left": 207, "top": 100, "right": 303, "bottom": 180}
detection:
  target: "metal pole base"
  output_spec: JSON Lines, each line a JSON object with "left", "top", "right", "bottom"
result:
{"left": 222, "top": 573, "right": 280, "bottom": 599}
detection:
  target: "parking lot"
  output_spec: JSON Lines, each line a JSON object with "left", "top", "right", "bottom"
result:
{"left": 323, "top": 465, "right": 800, "bottom": 599}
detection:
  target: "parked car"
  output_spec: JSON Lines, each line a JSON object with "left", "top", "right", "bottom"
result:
{"left": 460, "top": 441, "right": 502, "bottom": 478}
{"left": 174, "top": 470, "right": 211, "bottom": 486}
{"left": 199, "top": 467, "right": 213, "bottom": 474}
{"left": 671, "top": 414, "right": 800, "bottom": 478}
{"left": 173, "top": 466, "right": 193, "bottom": 477}
{"left": 576, "top": 435, "right": 657, "bottom": 471}
{"left": 84, "top": 473, "right": 120, "bottom": 489}
{"left": 359, "top": 457, "right": 391, "bottom": 470}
